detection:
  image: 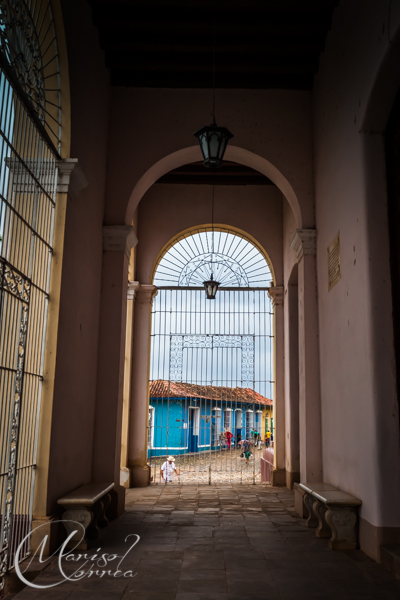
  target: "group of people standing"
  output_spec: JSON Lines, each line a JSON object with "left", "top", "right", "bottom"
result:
{"left": 251, "top": 428, "right": 272, "bottom": 448}
{"left": 219, "top": 430, "right": 235, "bottom": 449}
{"left": 218, "top": 428, "right": 273, "bottom": 453}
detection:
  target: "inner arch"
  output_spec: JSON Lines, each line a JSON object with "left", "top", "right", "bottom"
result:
{"left": 126, "top": 145, "right": 302, "bottom": 228}
{"left": 152, "top": 226, "right": 274, "bottom": 288}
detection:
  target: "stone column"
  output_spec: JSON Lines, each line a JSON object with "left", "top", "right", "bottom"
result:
{"left": 290, "top": 229, "right": 322, "bottom": 482}
{"left": 92, "top": 226, "right": 138, "bottom": 516}
{"left": 120, "top": 281, "right": 140, "bottom": 489}
{"left": 268, "top": 285, "right": 286, "bottom": 486}
{"left": 32, "top": 159, "right": 87, "bottom": 554}
{"left": 128, "top": 284, "right": 158, "bottom": 487}
{"left": 284, "top": 280, "right": 300, "bottom": 488}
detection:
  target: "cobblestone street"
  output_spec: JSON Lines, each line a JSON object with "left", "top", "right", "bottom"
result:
{"left": 148, "top": 447, "right": 265, "bottom": 485}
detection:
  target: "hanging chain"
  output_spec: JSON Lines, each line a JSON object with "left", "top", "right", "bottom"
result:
{"left": 212, "top": 9, "right": 216, "bottom": 121}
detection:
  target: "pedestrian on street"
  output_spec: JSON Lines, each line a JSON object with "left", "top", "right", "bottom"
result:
{"left": 161, "top": 456, "right": 179, "bottom": 483}
{"left": 253, "top": 429, "right": 259, "bottom": 446}
{"left": 244, "top": 448, "right": 251, "bottom": 465}
{"left": 226, "top": 430, "right": 233, "bottom": 449}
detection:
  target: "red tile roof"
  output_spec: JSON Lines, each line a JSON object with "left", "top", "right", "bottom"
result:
{"left": 149, "top": 380, "right": 272, "bottom": 406}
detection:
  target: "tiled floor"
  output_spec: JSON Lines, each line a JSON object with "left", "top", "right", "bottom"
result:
{"left": 10, "top": 484, "right": 400, "bottom": 600}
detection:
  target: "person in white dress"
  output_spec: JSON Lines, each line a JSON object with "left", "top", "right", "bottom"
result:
{"left": 160, "top": 456, "right": 179, "bottom": 483}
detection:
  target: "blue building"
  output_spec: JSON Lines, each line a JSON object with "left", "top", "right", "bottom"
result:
{"left": 148, "top": 380, "right": 272, "bottom": 457}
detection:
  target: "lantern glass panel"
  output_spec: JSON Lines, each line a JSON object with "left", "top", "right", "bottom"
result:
{"left": 209, "top": 132, "right": 220, "bottom": 159}
{"left": 200, "top": 134, "right": 209, "bottom": 157}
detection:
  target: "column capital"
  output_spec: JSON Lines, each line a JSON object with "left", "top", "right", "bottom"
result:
{"left": 290, "top": 229, "right": 316, "bottom": 262}
{"left": 103, "top": 226, "right": 138, "bottom": 259}
{"left": 127, "top": 281, "right": 140, "bottom": 301}
{"left": 268, "top": 285, "right": 284, "bottom": 306}
{"left": 57, "top": 158, "right": 88, "bottom": 199}
{"left": 135, "top": 284, "right": 158, "bottom": 304}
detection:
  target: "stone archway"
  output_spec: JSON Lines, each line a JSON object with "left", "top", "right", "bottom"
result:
{"left": 125, "top": 145, "right": 303, "bottom": 229}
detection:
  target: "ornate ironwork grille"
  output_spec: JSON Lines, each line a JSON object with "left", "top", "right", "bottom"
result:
{"left": 0, "top": 0, "right": 61, "bottom": 584}
{"left": 149, "top": 230, "right": 274, "bottom": 485}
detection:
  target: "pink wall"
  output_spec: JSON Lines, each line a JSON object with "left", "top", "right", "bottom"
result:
{"left": 314, "top": 0, "right": 400, "bottom": 540}
{"left": 47, "top": 0, "right": 110, "bottom": 513}
{"left": 106, "top": 88, "right": 313, "bottom": 228}
{"left": 135, "top": 184, "right": 284, "bottom": 285}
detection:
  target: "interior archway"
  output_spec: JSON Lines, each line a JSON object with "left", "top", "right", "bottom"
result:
{"left": 126, "top": 145, "right": 303, "bottom": 228}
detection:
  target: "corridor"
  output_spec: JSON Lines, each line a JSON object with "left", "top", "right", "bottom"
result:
{"left": 10, "top": 485, "right": 400, "bottom": 600}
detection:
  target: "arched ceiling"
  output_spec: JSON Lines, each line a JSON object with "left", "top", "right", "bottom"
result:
{"left": 89, "top": 0, "right": 338, "bottom": 90}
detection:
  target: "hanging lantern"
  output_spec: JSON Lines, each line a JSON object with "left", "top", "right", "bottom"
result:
{"left": 203, "top": 273, "right": 220, "bottom": 299}
{"left": 194, "top": 120, "right": 233, "bottom": 169}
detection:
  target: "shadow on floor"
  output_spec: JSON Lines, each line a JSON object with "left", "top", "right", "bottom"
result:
{"left": 8, "top": 484, "right": 400, "bottom": 600}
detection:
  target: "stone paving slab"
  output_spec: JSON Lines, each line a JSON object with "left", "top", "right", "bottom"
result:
{"left": 8, "top": 484, "right": 400, "bottom": 600}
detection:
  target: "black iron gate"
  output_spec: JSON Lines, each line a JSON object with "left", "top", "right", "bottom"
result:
{"left": 148, "top": 284, "right": 274, "bottom": 484}
{"left": 148, "top": 230, "right": 275, "bottom": 485}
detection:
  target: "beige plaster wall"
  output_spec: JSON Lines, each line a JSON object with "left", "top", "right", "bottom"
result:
{"left": 46, "top": 0, "right": 110, "bottom": 513}
{"left": 283, "top": 201, "right": 299, "bottom": 287}
{"left": 135, "top": 184, "right": 284, "bottom": 286}
{"left": 313, "top": 0, "right": 400, "bottom": 546}
{"left": 283, "top": 202, "right": 301, "bottom": 483}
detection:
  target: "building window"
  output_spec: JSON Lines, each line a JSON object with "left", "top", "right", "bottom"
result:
{"left": 245, "top": 411, "right": 254, "bottom": 439}
{"left": 224, "top": 409, "right": 232, "bottom": 431}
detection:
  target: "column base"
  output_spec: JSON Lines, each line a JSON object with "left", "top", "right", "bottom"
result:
{"left": 120, "top": 466, "right": 131, "bottom": 488}
{"left": 130, "top": 464, "right": 150, "bottom": 488}
{"left": 286, "top": 470, "right": 300, "bottom": 489}
{"left": 30, "top": 515, "right": 60, "bottom": 556}
{"left": 271, "top": 468, "right": 286, "bottom": 486}
{"left": 360, "top": 517, "right": 400, "bottom": 563}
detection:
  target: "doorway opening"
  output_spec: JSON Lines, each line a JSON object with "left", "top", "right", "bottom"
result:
{"left": 148, "top": 228, "right": 274, "bottom": 484}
